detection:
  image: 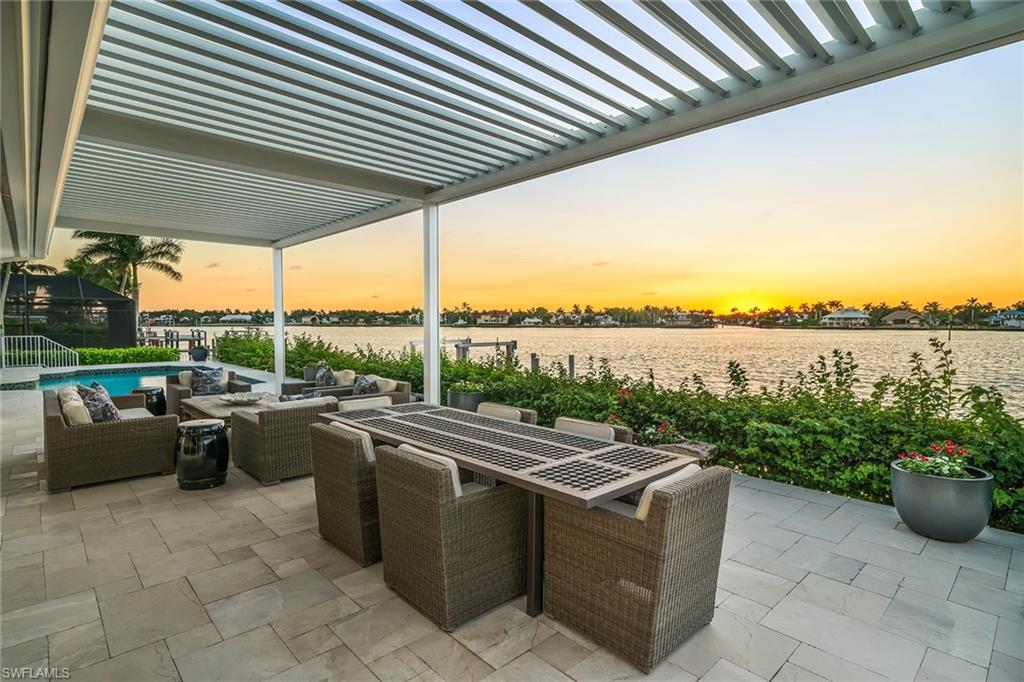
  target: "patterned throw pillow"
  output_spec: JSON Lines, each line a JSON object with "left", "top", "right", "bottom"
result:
{"left": 314, "top": 366, "right": 335, "bottom": 388}
{"left": 353, "top": 375, "right": 379, "bottom": 395}
{"left": 76, "top": 382, "right": 122, "bottom": 423}
{"left": 191, "top": 367, "right": 226, "bottom": 396}
{"left": 279, "top": 391, "right": 323, "bottom": 402}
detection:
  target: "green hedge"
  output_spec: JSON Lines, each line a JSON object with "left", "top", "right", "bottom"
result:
{"left": 215, "top": 332, "right": 1024, "bottom": 532}
{"left": 75, "top": 346, "right": 181, "bottom": 365}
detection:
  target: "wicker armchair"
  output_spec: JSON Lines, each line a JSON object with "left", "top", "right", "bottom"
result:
{"left": 165, "top": 370, "right": 251, "bottom": 416}
{"left": 554, "top": 416, "right": 633, "bottom": 444}
{"left": 43, "top": 391, "right": 178, "bottom": 492}
{"left": 309, "top": 422, "right": 380, "bottom": 565}
{"left": 544, "top": 466, "right": 732, "bottom": 672}
{"left": 375, "top": 444, "right": 527, "bottom": 630}
{"left": 477, "top": 402, "right": 538, "bottom": 424}
{"left": 230, "top": 397, "right": 338, "bottom": 485}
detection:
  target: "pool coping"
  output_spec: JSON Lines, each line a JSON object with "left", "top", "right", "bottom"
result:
{"left": 0, "top": 360, "right": 278, "bottom": 393}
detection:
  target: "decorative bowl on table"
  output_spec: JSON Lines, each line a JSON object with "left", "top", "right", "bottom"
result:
{"left": 218, "top": 393, "right": 264, "bottom": 406}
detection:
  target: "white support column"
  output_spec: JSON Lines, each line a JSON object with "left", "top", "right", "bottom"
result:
{"left": 422, "top": 202, "right": 440, "bottom": 404}
{"left": 272, "top": 247, "right": 286, "bottom": 392}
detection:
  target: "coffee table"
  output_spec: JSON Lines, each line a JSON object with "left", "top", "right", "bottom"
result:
{"left": 180, "top": 393, "right": 278, "bottom": 425}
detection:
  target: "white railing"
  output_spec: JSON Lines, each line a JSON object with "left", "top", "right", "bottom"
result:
{"left": 1, "top": 335, "right": 80, "bottom": 369}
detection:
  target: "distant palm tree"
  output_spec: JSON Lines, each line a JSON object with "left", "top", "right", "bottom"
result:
{"left": 898, "top": 300, "right": 913, "bottom": 311}
{"left": 826, "top": 299, "right": 843, "bottom": 312}
{"left": 964, "top": 297, "right": 979, "bottom": 325}
{"left": 60, "top": 255, "right": 120, "bottom": 292}
{"left": 72, "top": 232, "right": 183, "bottom": 324}
{"left": 923, "top": 301, "right": 942, "bottom": 324}
{"left": 798, "top": 302, "right": 810, "bottom": 314}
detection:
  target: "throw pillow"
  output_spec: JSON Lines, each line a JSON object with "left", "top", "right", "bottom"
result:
{"left": 366, "top": 375, "right": 398, "bottom": 393}
{"left": 177, "top": 370, "right": 193, "bottom": 387}
{"left": 191, "top": 367, "right": 226, "bottom": 396}
{"left": 336, "top": 369, "right": 356, "bottom": 386}
{"left": 314, "top": 366, "right": 335, "bottom": 388}
{"left": 57, "top": 389, "right": 92, "bottom": 426}
{"left": 353, "top": 375, "right": 379, "bottom": 395}
{"left": 279, "top": 391, "right": 323, "bottom": 402}
{"left": 76, "top": 383, "right": 122, "bottom": 423}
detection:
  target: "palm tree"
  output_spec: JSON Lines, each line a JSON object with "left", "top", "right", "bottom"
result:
{"left": 60, "top": 255, "right": 121, "bottom": 292}
{"left": 72, "top": 232, "right": 184, "bottom": 324}
{"left": 898, "top": 300, "right": 913, "bottom": 311}
{"left": 826, "top": 299, "right": 843, "bottom": 312}
{"left": 964, "top": 297, "right": 979, "bottom": 325}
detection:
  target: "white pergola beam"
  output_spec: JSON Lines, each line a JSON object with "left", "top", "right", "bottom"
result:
{"left": 272, "top": 247, "right": 286, "bottom": 392}
{"left": 54, "top": 215, "right": 276, "bottom": 247}
{"left": 78, "top": 109, "right": 430, "bottom": 201}
{"left": 272, "top": 200, "right": 422, "bottom": 248}
{"left": 811, "top": 1, "right": 876, "bottom": 47}
{"left": 422, "top": 203, "right": 440, "bottom": 405}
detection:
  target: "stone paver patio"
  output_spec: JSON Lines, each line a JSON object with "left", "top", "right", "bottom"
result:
{"left": 1, "top": 389, "right": 1022, "bottom": 681}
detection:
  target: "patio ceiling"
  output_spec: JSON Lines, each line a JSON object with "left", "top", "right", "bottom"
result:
{"left": 3, "top": 0, "right": 1022, "bottom": 258}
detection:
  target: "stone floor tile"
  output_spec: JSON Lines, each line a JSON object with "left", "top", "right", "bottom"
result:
{"left": 728, "top": 518, "right": 803, "bottom": 551}
{"left": 531, "top": 632, "right": 594, "bottom": 673}
{"left": 778, "top": 513, "right": 857, "bottom": 544}
{"left": 536, "top": 615, "right": 601, "bottom": 653}
{"left": 408, "top": 630, "right": 494, "bottom": 681}
{"left": 40, "top": 506, "right": 113, "bottom": 533}
{"left": 47, "top": 619, "right": 108, "bottom": 670}
{"left": 777, "top": 537, "right": 865, "bottom": 582}
{"left": 699, "top": 658, "right": 766, "bottom": 681}
{"left": 45, "top": 553, "right": 136, "bottom": 599}
{"left": 987, "top": 652, "right": 1024, "bottom": 682}
{"left": 959, "top": 566, "right": 1008, "bottom": 589}
{"left": 132, "top": 544, "right": 220, "bottom": 587}
{"left": 176, "top": 625, "right": 297, "bottom": 682}
{"left": 1004, "top": 569, "right": 1023, "bottom": 595}
{"left": 207, "top": 569, "right": 341, "bottom": 639}
{"left": 567, "top": 647, "right": 693, "bottom": 681}
{"left": 1, "top": 589, "right": 99, "bottom": 648}
{"left": 668, "top": 607, "right": 796, "bottom": 679}
{"left": 284, "top": 625, "right": 343, "bottom": 662}
{"left": 731, "top": 542, "right": 784, "bottom": 570}
{"left": 1, "top": 551, "right": 42, "bottom": 571}
{"left": 949, "top": 579, "right": 1023, "bottom": 622}
{"left": 1, "top": 563, "right": 44, "bottom": 613}
{"left": 160, "top": 514, "right": 276, "bottom": 554}
{"left": 215, "top": 544, "right": 259, "bottom": 565}
{"left": 369, "top": 647, "right": 431, "bottom": 682}
{"left": 81, "top": 518, "right": 164, "bottom": 560}
{"left": 717, "top": 561, "right": 796, "bottom": 607}
{"left": 110, "top": 500, "right": 179, "bottom": 526}
{"left": 259, "top": 483, "right": 316, "bottom": 514}
{"left": 978, "top": 527, "right": 1024, "bottom": 552}
{"left": 773, "top": 661, "right": 828, "bottom": 682}
{"left": 852, "top": 563, "right": 902, "bottom": 598}
{"left": 921, "top": 539, "right": 1011, "bottom": 578}
{"left": 270, "top": 594, "right": 361, "bottom": 641}
{"left": 0, "top": 637, "right": 47, "bottom": 668}
{"left": 332, "top": 563, "right": 395, "bottom": 608}
{"left": 762, "top": 596, "right": 925, "bottom": 680}
{"left": 915, "top": 648, "right": 987, "bottom": 682}
{"left": 95, "top": 575, "right": 142, "bottom": 602}
{"left": 274, "top": 557, "right": 313, "bottom": 578}
{"left": 993, "top": 617, "right": 1024, "bottom": 659}
{"left": 70, "top": 481, "right": 137, "bottom": 510}
{"left": 718, "top": 594, "right": 770, "bottom": 623}
{"left": 99, "top": 577, "right": 209, "bottom": 656}
{"left": 43, "top": 542, "right": 87, "bottom": 572}
{"left": 331, "top": 596, "right": 438, "bottom": 664}
{"left": 849, "top": 522, "right": 929, "bottom": 554}
{"left": 789, "top": 574, "right": 891, "bottom": 623}
{"left": 71, "top": 641, "right": 180, "bottom": 682}
{"left": 483, "top": 652, "right": 572, "bottom": 682}
{"left": 0, "top": 527, "right": 81, "bottom": 558}
{"left": 263, "top": 507, "right": 318, "bottom": 536}
{"left": 0, "top": 505, "right": 41, "bottom": 532}
{"left": 250, "top": 531, "right": 331, "bottom": 568}
{"left": 162, "top": 623, "right": 220, "bottom": 660}
{"left": 187, "top": 555, "right": 278, "bottom": 604}
{"left": 452, "top": 603, "right": 555, "bottom": 668}
{"left": 881, "top": 587, "right": 997, "bottom": 666}
{"left": 271, "top": 644, "right": 376, "bottom": 681}
{"left": 786, "top": 643, "right": 887, "bottom": 681}
{"left": 832, "top": 537, "right": 959, "bottom": 598}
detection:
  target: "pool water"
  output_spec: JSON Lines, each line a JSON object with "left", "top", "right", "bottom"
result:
{"left": 39, "top": 369, "right": 257, "bottom": 395}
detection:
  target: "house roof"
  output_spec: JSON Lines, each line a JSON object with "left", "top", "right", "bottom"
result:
{"left": 5, "top": 1, "right": 1022, "bottom": 258}
{"left": 881, "top": 309, "right": 922, "bottom": 321}
{"left": 4, "top": 274, "right": 130, "bottom": 303}
{"left": 822, "top": 308, "right": 870, "bottom": 319}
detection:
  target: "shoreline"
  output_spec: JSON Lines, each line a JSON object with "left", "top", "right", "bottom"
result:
{"left": 160, "top": 323, "right": 1022, "bottom": 333}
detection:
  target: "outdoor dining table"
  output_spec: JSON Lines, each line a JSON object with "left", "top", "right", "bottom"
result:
{"left": 320, "top": 402, "right": 698, "bottom": 616}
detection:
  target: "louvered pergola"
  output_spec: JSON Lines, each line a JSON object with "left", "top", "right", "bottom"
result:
{"left": 3, "top": 0, "right": 1022, "bottom": 399}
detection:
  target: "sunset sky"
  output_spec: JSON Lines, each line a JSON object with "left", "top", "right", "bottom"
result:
{"left": 43, "top": 43, "right": 1023, "bottom": 314}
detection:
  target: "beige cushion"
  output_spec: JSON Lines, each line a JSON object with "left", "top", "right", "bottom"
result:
{"left": 59, "top": 391, "right": 92, "bottom": 426}
{"left": 635, "top": 464, "right": 702, "bottom": 522}
{"left": 477, "top": 402, "right": 521, "bottom": 422}
{"left": 366, "top": 375, "right": 398, "bottom": 393}
{"left": 554, "top": 417, "right": 615, "bottom": 442}
{"left": 329, "top": 421, "right": 376, "bottom": 462}
{"left": 336, "top": 369, "right": 356, "bottom": 386}
{"left": 339, "top": 396, "right": 392, "bottom": 412}
{"left": 398, "top": 444, "right": 464, "bottom": 497}
{"left": 178, "top": 370, "right": 193, "bottom": 387}
{"left": 57, "top": 386, "right": 79, "bottom": 405}
{"left": 264, "top": 397, "right": 333, "bottom": 411}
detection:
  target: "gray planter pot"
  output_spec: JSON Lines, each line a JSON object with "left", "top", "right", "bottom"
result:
{"left": 447, "top": 390, "right": 486, "bottom": 412}
{"left": 890, "top": 462, "right": 993, "bottom": 542}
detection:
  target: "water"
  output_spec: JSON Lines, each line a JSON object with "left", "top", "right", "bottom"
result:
{"left": 179, "top": 325, "right": 1023, "bottom": 415}
{"left": 39, "top": 369, "right": 259, "bottom": 395}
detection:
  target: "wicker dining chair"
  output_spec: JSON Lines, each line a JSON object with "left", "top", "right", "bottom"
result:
{"left": 554, "top": 416, "right": 633, "bottom": 444}
{"left": 477, "top": 402, "right": 538, "bottom": 424}
{"left": 544, "top": 465, "right": 732, "bottom": 672}
{"left": 309, "top": 422, "right": 381, "bottom": 565}
{"left": 375, "top": 444, "right": 528, "bottom": 631}
{"left": 337, "top": 396, "right": 393, "bottom": 412}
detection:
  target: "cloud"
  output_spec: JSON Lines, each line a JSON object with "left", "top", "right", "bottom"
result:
{"left": 370, "top": 294, "right": 380, "bottom": 299}
{"left": 205, "top": 262, "right": 221, "bottom": 268}
{"left": 592, "top": 261, "right": 611, "bottom": 267}
{"left": 288, "top": 265, "right": 303, "bottom": 271}
{"left": 641, "top": 291, "right": 658, "bottom": 296}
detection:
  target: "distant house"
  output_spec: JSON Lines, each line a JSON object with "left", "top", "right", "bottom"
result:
{"left": 451, "top": 318, "right": 468, "bottom": 327}
{"left": 988, "top": 310, "right": 1024, "bottom": 328}
{"left": 663, "top": 312, "right": 693, "bottom": 327}
{"left": 882, "top": 310, "right": 925, "bottom": 326}
{"left": 299, "top": 314, "right": 319, "bottom": 325}
{"left": 476, "top": 310, "right": 510, "bottom": 324}
{"left": 520, "top": 317, "right": 542, "bottom": 326}
{"left": 593, "top": 314, "right": 618, "bottom": 327}
{"left": 152, "top": 314, "right": 175, "bottom": 325}
{"left": 821, "top": 308, "right": 870, "bottom": 328}
{"left": 219, "top": 314, "right": 252, "bottom": 323}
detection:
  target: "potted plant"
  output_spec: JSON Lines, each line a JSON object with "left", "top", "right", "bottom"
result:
{"left": 447, "top": 381, "right": 486, "bottom": 412}
{"left": 891, "top": 441, "right": 993, "bottom": 542}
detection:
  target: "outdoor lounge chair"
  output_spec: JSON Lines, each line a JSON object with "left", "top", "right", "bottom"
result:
{"left": 43, "top": 391, "right": 178, "bottom": 492}
{"left": 544, "top": 465, "right": 732, "bottom": 672}
{"left": 165, "top": 369, "right": 251, "bottom": 416}
{"left": 554, "top": 415, "right": 633, "bottom": 443}
{"left": 231, "top": 396, "right": 338, "bottom": 485}
{"left": 309, "top": 422, "right": 381, "bottom": 565}
{"left": 375, "top": 444, "right": 527, "bottom": 630}
{"left": 477, "top": 401, "right": 538, "bottom": 424}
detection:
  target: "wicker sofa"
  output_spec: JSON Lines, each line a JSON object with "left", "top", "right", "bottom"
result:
{"left": 165, "top": 369, "right": 251, "bottom": 416}
{"left": 280, "top": 369, "right": 411, "bottom": 404}
{"left": 309, "top": 422, "right": 381, "bottom": 565}
{"left": 544, "top": 466, "right": 732, "bottom": 672}
{"left": 375, "top": 444, "right": 527, "bottom": 630}
{"left": 231, "top": 396, "right": 338, "bottom": 485}
{"left": 43, "top": 391, "right": 179, "bottom": 492}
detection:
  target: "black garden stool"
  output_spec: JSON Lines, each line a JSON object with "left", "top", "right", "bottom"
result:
{"left": 175, "top": 419, "right": 229, "bottom": 490}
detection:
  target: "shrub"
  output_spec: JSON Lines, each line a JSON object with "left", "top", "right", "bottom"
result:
{"left": 75, "top": 346, "right": 181, "bottom": 365}
{"left": 214, "top": 332, "right": 1024, "bottom": 532}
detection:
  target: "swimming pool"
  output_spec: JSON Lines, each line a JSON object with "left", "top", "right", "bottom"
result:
{"left": 38, "top": 367, "right": 259, "bottom": 395}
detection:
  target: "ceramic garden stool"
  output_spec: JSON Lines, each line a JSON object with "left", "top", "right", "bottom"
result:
{"left": 131, "top": 386, "right": 167, "bottom": 416}
{"left": 176, "top": 419, "right": 229, "bottom": 490}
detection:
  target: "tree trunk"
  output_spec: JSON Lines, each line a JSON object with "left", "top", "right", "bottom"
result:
{"left": 132, "top": 264, "right": 140, "bottom": 329}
